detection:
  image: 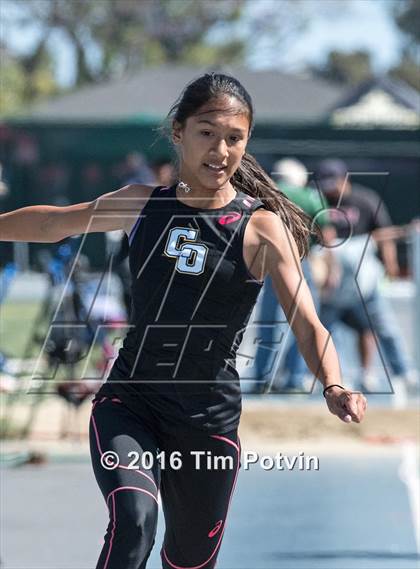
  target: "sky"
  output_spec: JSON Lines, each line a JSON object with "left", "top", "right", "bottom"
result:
{"left": 1, "top": 0, "right": 405, "bottom": 88}
{"left": 239, "top": 0, "right": 404, "bottom": 73}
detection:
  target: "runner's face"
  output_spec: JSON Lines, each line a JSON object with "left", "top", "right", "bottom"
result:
{"left": 173, "top": 97, "right": 250, "bottom": 191}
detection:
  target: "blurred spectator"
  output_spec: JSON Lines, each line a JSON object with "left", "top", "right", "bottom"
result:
{"left": 0, "top": 165, "right": 15, "bottom": 389}
{"left": 36, "top": 162, "right": 70, "bottom": 204}
{"left": 80, "top": 162, "right": 106, "bottom": 200}
{"left": 12, "top": 133, "right": 39, "bottom": 166}
{"left": 253, "top": 158, "right": 328, "bottom": 392}
{"left": 0, "top": 164, "right": 8, "bottom": 197}
{"left": 9, "top": 132, "right": 39, "bottom": 210}
{"left": 110, "top": 153, "right": 157, "bottom": 319}
{"left": 153, "top": 158, "right": 177, "bottom": 187}
{"left": 274, "top": 158, "right": 308, "bottom": 188}
{"left": 0, "top": 163, "right": 13, "bottom": 267}
{"left": 124, "top": 152, "right": 156, "bottom": 185}
{"left": 315, "top": 158, "right": 416, "bottom": 392}
{"left": 113, "top": 234, "right": 131, "bottom": 319}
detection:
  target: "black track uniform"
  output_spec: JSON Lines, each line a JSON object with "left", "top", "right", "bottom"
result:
{"left": 95, "top": 182, "right": 266, "bottom": 434}
{"left": 90, "top": 183, "right": 266, "bottom": 569}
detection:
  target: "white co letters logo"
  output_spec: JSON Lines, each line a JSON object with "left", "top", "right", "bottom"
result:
{"left": 164, "top": 227, "right": 209, "bottom": 275}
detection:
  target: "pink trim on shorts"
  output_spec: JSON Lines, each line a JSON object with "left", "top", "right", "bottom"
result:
{"left": 90, "top": 398, "right": 158, "bottom": 492}
{"left": 102, "top": 486, "right": 158, "bottom": 569}
{"left": 103, "top": 491, "right": 116, "bottom": 569}
{"left": 106, "top": 485, "right": 159, "bottom": 506}
{"left": 210, "top": 434, "right": 240, "bottom": 454}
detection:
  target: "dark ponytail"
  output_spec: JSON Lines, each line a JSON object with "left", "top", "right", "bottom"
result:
{"left": 231, "top": 153, "right": 315, "bottom": 258}
{"left": 163, "top": 72, "right": 317, "bottom": 258}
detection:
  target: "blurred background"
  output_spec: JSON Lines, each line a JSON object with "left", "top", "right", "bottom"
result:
{"left": 0, "top": 1, "right": 419, "bottom": 568}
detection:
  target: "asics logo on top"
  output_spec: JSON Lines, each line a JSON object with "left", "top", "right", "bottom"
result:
{"left": 218, "top": 212, "right": 242, "bottom": 225}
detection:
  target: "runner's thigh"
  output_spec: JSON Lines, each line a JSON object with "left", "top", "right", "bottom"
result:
{"left": 89, "top": 396, "right": 161, "bottom": 514}
{"left": 160, "top": 429, "right": 241, "bottom": 569}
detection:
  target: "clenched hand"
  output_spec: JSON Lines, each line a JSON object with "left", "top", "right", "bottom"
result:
{"left": 325, "top": 386, "right": 367, "bottom": 423}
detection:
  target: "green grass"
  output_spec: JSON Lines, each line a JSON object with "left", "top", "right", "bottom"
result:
{"left": 0, "top": 300, "right": 113, "bottom": 439}
{"left": 0, "top": 301, "right": 41, "bottom": 358}
{"left": 0, "top": 300, "right": 109, "bottom": 371}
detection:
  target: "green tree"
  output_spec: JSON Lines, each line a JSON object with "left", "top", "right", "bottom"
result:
{"left": 389, "top": 0, "right": 420, "bottom": 90}
{"left": 2, "top": 0, "right": 246, "bottom": 89}
{"left": 310, "top": 50, "right": 374, "bottom": 85}
{"left": 394, "top": 0, "right": 420, "bottom": 46}
{"left": 1, "top": 0, "right": 353, "bottom": 112}
{"left": 389, "top": 53, "right": 420, "bottom": 91}
{"left": 0, "top": 43, "right": 59, "bottom": 114}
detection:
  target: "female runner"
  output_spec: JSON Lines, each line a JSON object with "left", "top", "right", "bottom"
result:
{"left": 0, "top": 72, "right": 366, "bottom": 569}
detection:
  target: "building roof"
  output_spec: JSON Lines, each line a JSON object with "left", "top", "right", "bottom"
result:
{"left": 329, "top": 76, "right": 420, "bottom": 128}
{"left": 12, "top": 66, "right": 419, "bottom": 129}
{"left": 24, "top": 65, "right": 346, "bottom": 123}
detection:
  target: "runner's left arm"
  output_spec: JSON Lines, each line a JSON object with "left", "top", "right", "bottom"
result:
{"left": 251, "top": 210, "right": 367, "bottom": 423}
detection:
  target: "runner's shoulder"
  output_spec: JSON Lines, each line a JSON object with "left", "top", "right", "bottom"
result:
{"left": 111, "top": 184, "right": 156, "bottom": 235}
{"left": 117, "top": 183, "right": 156, "bottom": 201}
{"left": 115, "top": 183, "right": 157, "bottom": 214}
{"left": 246, "top": 208, "right": 290, "bottom": 245}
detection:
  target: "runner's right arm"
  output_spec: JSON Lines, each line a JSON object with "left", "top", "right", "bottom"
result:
{"left": 0, "top": 184, "right": 152, "bottom": 243}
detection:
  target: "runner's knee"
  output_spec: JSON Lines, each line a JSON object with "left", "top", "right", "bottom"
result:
{"left": 110, "top": 489, "right": 158, "bottom": 541}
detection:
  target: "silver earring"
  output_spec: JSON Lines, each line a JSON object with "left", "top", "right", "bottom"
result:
{"left": 177, "top": 180, "right": 192, "bottom": 193}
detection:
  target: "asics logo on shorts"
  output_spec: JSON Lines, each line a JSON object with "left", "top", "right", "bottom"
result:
{"left": 208, "top": 519, "right": 223, "bottom": 538}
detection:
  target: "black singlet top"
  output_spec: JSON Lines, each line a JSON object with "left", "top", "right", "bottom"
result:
{"left": 97, "top": 182, "right": 267, "bottom": 433}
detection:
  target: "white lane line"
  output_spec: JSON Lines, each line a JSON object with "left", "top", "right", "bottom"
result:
{"left": 398, "top": 441, "right": 420, "bottom": 553}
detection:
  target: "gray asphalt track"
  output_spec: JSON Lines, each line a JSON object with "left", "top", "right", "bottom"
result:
{"left": 1, "top": 450, "right": 419, "bottom": 569}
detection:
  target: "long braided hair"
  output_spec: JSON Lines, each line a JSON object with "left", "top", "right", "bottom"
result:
{"left": 163, "top": 72, "right": 316, "bottom": 258}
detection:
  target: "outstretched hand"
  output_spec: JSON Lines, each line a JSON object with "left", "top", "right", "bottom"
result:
{"left": 324, "top": 386, "right": 367, "bottom": 423}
